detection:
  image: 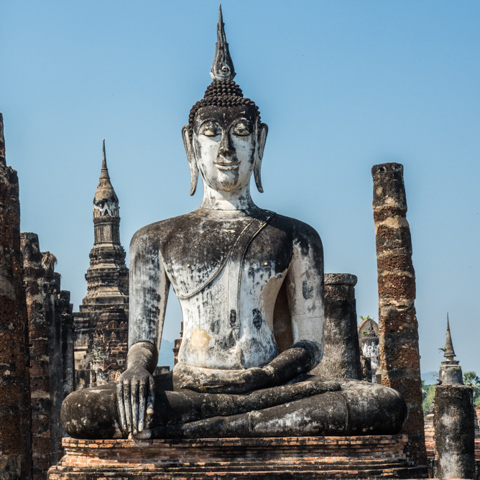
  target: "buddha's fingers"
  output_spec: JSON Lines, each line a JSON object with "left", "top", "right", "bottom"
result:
{"left": 116, "top": 381, "right": 127, "bottom": 435}
{"left": 138, "top": 382, "right": 146, "bottom": 432}
{"left": 124, "top": 381, "right": 133, "bottom": 436}
{"left": 132, "top": 382, "right": 139, "bottom": 435}
{"left": 146, "top": 375, "right": 155, "bottom": 429}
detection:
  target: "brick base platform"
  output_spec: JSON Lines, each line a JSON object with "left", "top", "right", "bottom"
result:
{"left": 48, "top": 435, "right": 428, "bottom": 479}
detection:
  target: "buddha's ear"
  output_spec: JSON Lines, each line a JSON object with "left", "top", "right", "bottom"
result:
{"left": 182, "top": 125, "right": 198, "bottom": 196}
{"left": 254, "top": 122, "right": 268, "bottom": 193}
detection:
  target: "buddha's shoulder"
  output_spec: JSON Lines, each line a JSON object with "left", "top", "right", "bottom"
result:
{"left": 269, "top": 213, "right": 322, "bottom": 244}
{"left": 130, "top": 212, "right": 202, "bottom": 247}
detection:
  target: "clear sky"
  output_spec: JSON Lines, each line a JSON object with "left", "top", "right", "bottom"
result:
{"left": 1, "top": 1, "right": 479, "bottom": 375}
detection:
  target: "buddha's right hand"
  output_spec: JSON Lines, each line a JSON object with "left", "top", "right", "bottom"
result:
{"left": 116, "top": 341, "right": 158, "bottom": 437}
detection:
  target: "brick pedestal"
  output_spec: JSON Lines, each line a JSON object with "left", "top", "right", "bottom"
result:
{"left": 48, "top": 435, "right": 427, "bottom": 479}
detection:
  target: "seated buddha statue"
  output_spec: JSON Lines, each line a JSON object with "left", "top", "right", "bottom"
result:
{"left": 62, "top": 7, "right": 406, "bottom": 440}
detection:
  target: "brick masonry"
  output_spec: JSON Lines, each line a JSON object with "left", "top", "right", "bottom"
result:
{"left": 48, "top": 435, "right": 427, "bottom": 479}
{"left": 0, "top": 113, "right": 32, "bottom": 479}
{"left": 21, "top": 232, "right": 53, "bottom": 480}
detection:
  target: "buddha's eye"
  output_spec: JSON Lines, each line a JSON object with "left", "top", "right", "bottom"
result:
{"left": 232, "top": 121, "right": 252, "bottom": 136}
{"left": 199, "top": 121, "right": 221, "bottom": 137}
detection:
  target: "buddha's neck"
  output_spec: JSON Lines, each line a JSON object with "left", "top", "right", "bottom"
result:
{"left": 200, "top": 184, "right": 256, "bottom": 212}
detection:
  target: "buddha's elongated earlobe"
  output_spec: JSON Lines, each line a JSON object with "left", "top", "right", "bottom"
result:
{"left": 254, "top": 123, "right": 268, "bottom": 193}
{"left": 182, "top": 126, "right": 198, "bottom": 196}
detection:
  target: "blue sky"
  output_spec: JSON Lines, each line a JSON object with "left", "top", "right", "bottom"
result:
{"left": 1, "top": 1, "right": 479, "bottom": 375}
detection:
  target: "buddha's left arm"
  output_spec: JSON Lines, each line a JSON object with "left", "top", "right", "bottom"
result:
{"left": 262, "top": 225, "right": 325, "bottom": 385}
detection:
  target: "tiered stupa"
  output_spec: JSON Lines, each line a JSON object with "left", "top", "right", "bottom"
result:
{"left": 73, "top": 140, "right": 129, "bottom": 386}
{"left": 438, "top": 314, "right": 463, "bottom": 385}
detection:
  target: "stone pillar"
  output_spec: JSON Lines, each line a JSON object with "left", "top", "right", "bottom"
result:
{"left": 434, "top": 385, "right": 475, "bottom": 479}
{"left": 21, "top": 233, "right": 52, "bottom": 480}
{"left": 313, "top": 273, "right": 361, "bottom": 380}
{"left": 371, "top": 163, "right": 426, "bottom": 466}
{"left": 0, "top": 113, "right": 32, "bottom": 479}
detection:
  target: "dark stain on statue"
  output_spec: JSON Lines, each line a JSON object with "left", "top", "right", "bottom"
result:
{"left": 302, "top": 281, "right": 314, "bottom": 300}
{"left": 252, "top": 309, "right": 263, "bottom": 330}
{"left": 230, "top": 310, "right": 237, "bottom": 327}
{"left": 210, "top": 319, "right": 220, "bottom": 334}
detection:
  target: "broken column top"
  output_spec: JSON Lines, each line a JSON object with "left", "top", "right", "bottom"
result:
{"left": 325, "top": 273, "right": 357, "bottom": 286}
{"left": 371, "top": 163, "right": 407, "bottom": 211}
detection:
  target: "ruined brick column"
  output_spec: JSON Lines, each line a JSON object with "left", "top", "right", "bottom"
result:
{"left": 46, "top": 270, "right": 63, "bottom": 465}
{"left": 59, "top": 290, "right": 75, "bottom": 399}
{"left": 434, "top": 385, "right": 475, "bottom": 479}
{"left": 21, "top": 233, "right": 52, "bottom": 480}
{"left": 371, "top": 163, "right": 426, "bottom": 466}
{"left": 0, "top": 113, "right": 32, "bottom": 479}
{"left": 313, "top": 273, "right": 362, "bottom": 380}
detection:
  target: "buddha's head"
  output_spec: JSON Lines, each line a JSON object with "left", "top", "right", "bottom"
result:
{"left": 182, "top": 7, "right": 268, "bottom": 196}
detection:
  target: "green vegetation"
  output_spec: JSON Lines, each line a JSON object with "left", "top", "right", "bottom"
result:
{"left": 463, "top": 371, "right": 480, "bottom": 406}
{"left": 422, "top": 380, "right": 436, "bottom": 415}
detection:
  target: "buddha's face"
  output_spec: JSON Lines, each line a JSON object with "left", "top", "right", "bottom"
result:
{"left": 192, "top": 105, "right": 257, "bottom": 193}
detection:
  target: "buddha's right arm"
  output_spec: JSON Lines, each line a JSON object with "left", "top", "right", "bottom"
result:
{"left": 117, "top": 230, "right": 169, "bottom": 437}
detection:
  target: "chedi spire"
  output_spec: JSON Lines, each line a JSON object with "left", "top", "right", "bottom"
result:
{"left": 94, "top": 139, "right": 118, "bottom": 217}
{"left": 443, "top": 313, "right": 456, "bottom": 362}
{"left": 439, "top": 313, "right": 463, "bottom": 385}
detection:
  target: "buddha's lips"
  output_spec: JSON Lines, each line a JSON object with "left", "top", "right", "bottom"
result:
{"left": 215, "top": 160, "right": 240, "bottom": 171}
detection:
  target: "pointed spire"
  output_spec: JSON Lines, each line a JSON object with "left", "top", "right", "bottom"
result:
{"left": 94, "top": 139, "right": 118, "bottom": 206}
{"left": 0, "top": 113, "right": 6, "bottom": 166}
{"left": 210, "top": 5, "right": 236, "bottom": 81}
{"left": 439, "top": 313, "right": 463, "bottom": 385}
{"left": 100, "top": 138, "right": 110, "bottom": 180}
{"left": 444, "top": 313, "right": 456, "bottom": 362}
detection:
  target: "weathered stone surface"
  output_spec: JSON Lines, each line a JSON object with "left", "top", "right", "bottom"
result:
{"left": 0, "top": 113, "right": 32, "bottom": 479}
{"left": 372, "top": 163, "right": 426, "bottom": 466}
{"left": 313, "top": 273, "right": 361, "bottom": 380}
{"left": 434, "top": 384, "right": 475, "bottom": 479}
{"left": 62, "top": 372, "right": 406, "bottom": 440}
{"left": 47, "top": 435, "right": 427, "bottom": 479}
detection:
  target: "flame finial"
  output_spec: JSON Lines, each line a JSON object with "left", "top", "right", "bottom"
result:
{"left": 210, "top": 5, "right": 236, "bottom": 81}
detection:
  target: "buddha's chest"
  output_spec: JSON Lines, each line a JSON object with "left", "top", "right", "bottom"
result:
{"left": 159, "top": 214, "right": 293, "bottom": 300}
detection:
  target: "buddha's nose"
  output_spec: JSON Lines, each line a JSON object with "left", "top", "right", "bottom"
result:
{"left": 218, "top": 133, "right": 235, "bottom": 158}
